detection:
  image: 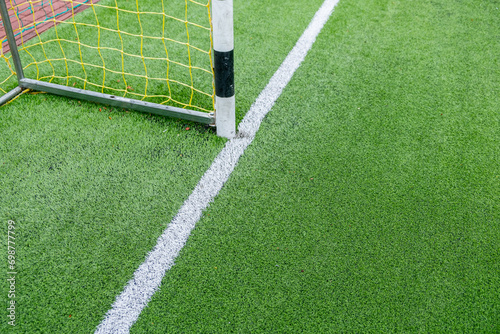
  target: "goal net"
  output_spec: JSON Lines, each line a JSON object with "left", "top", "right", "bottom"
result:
{"left": 0, "top": 0, "right": 234, "bottom": 137}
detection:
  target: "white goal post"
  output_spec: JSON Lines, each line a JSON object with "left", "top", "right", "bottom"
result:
{"left": 213, "top": 0, "right": 235, "bottom": 138}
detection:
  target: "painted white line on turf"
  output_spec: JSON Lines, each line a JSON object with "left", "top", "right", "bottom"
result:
{"left": 94, "top": 0, "right": 339, "bottom": 332}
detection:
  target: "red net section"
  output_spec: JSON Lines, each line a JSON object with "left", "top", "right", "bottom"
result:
{"left": 1, "top": 0, "right": 98, "bottom": 53}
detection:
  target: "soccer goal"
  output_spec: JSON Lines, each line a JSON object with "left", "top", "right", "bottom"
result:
{"left": 0, "top": 0, "right": 235, "bottom": 137}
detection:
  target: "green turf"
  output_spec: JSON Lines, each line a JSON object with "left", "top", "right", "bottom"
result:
{"left": 132, "top": 0, "right": 500, "bottom": 332}
{"left": 0, "top": 0, "right": 326, "bottom": 332}
{"left": 0, "top": 94, "right": 225, "bottom": 333}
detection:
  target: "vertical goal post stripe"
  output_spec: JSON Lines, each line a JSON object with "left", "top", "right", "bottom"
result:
{"left": 94, "top": 0, "right": 340, "bottom": 332}
{"left": 213, "top": 50, "right": 234, "bottom": 98}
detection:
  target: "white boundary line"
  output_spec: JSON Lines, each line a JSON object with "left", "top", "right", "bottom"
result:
{"left": 95, "top": 0, "right": 339, "bottom": 332}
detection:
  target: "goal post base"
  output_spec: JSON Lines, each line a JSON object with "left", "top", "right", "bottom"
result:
{"left": 19, "top": 78, "right": 215, "bottom": 125}
{"left": 0, "top": 86, "right": 23, "bottom": 106}
{"left": 216, "top": 95, "right": 236, "bottom": 138}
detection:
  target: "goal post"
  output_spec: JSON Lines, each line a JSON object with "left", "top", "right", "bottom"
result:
{"left": 0, "top": 0, "right": 235, "bottom": 138}
{"left": 212, "top": 0, "right": 235, "bottom": 138}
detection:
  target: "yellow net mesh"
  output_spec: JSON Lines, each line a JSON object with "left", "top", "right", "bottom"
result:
{"left": 0, "top": 0, "right": 215, "bottom": 112}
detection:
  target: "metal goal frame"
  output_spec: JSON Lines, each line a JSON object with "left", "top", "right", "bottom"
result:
{"left": 0, "top": 0, "right": 235, "bottom": 138}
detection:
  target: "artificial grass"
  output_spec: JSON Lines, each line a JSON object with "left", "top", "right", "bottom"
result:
{"left": 0, "top": 93, "right": 224, "bottom": 333}
{"left": 0, "top": 0, "right": 326, "bottom": 332}
{"left": 132, "top": 0, "right": 499, "bottom": 332}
